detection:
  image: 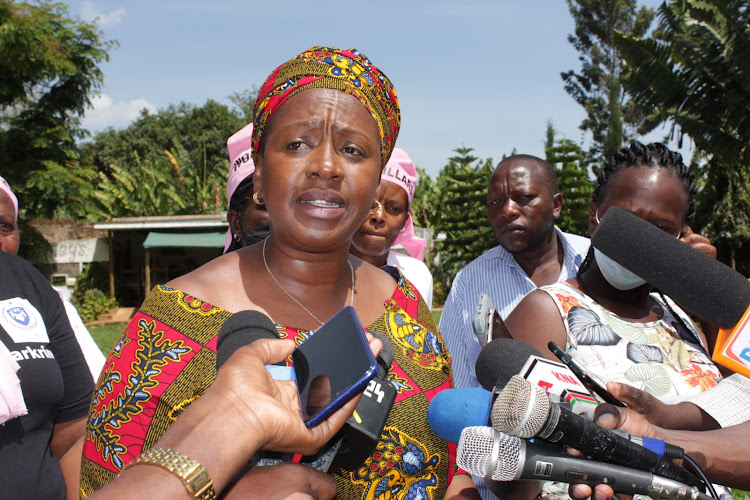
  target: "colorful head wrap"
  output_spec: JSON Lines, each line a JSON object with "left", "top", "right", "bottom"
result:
{"left": 0, "top": 175, "right": 18, "bottom": 222}
{"left": 251, "top": 46, "right": 400, "bottom": 169}
{"left": 224, "top": 123, "right": 256, "bottom": 253}
{"left": 381, "top": 149, "right": 426, "bottom": 261}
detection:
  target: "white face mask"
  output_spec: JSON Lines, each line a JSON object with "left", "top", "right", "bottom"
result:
{"left": 593, "top": 248, "right": 647, "bottom": 290}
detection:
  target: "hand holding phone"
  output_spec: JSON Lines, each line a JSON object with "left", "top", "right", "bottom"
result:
{"left": 293, "top": 306, "right": 378, "bottom": 427}
{"left": 547, "top": 341, "right": 626, "bottom": 407}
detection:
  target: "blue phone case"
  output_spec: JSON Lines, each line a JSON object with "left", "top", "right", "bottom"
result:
{"left": 292, "top": 306, "right": 378, "bottom": 427}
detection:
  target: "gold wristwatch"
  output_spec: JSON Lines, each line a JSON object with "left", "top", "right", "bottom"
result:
{"left": 123, "top": 447, "right": 217, "bottom": 499}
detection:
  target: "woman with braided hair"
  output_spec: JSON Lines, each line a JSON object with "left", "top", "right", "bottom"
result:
{"left": 504, "top": 142, "right": 726, "bottom": 498}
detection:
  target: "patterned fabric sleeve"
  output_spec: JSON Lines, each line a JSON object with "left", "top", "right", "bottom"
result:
{"left": 80, "top": 287, "right": 231, "bottom": 496}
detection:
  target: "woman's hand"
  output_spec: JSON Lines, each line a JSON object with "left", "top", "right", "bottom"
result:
{"left": 223, "top": 463, "right": 337, "bottom": 500}
{"left": 568, "top": 403, "right": 663, "bottom": 500}
{"left": 215, "top": 336, "right": 380, "bottom": 456}
{"left": 680, "top": 226, "right": 717, "bottom": 259}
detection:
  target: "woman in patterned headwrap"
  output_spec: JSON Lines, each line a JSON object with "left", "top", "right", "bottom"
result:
{"left": 80, "top": 47, "right": 476, "bottom": 499}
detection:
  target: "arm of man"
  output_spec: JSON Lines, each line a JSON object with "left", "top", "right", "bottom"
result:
{"left": 439, "top": 273, "right": 482, "bottom": 388}
{"left": 569, "top": 406, "right": 750, "bottom": 499}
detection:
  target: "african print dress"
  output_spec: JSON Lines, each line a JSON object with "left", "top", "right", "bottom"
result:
{"left": 80, "top": 268, "right": 457, "bottom": 499}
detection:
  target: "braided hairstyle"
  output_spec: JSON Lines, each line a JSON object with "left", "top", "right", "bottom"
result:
{"left": 592, "top": 142, "right": 697, "bottom": 220}
{"left": 578, "top": 142, "right": 703, "bottom": 347}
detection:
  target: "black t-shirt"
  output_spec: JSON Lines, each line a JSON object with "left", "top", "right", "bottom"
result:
{"left": 0, "top": 252, "right": 94, "bottom": 499}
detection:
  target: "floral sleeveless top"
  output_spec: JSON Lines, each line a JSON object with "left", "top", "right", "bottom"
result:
{"left": 539, "top": 282, "right": 721, "bottom": 405}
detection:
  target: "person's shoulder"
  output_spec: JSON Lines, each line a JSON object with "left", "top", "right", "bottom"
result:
{"left": 166, "top": 251, "right": 250, "bottom": 307}
{"left": 0, "top": 251, "right": 44, "bottom": 279}
{"left": 456, "top": 245, "right": 504, "bottom": 275}
{"left": 559, "top": 229, "right": 590, "bottom": 248}
{"left": 388, "top": 252, "right": 430, "bottom": 273}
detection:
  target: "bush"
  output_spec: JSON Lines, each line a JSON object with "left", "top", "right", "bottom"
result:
{"left": 75, "top": 289, "right": 118, "bottom": 323}
{"left": 72, "top": 263, "right": 118, "bottom": 322}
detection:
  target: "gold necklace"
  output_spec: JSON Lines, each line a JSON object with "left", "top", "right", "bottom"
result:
{"left": 262, "top": 238, "right": 354, "bottom": 327}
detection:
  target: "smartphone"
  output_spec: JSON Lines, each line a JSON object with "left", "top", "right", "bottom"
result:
{"left": 473, "top": 293, "right": 493, "bottom": 346}
{"left": 547, "top": 341, "right": 626, "bottom": 407}
{"left": 293, "top": 306, "right": 378, "bottom": 427}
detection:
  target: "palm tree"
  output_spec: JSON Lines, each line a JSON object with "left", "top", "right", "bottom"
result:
{"left": 614, "top": 0, "right": 750, "bottom": 266}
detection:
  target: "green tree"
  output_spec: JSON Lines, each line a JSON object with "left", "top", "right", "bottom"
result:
{"left": 228, "top": 85, "right": 261, "bottom": 123}
{"left": 81, "top": 100, "right": 243, "bottom": 218}
{"left": 562, "top": 0, "right": 654, "bottom": 166}
{"left": 432, "top": 148, "right": 495, "bottom": 296}
{"left": 614, "top": 0, "right": 750, "bottom": 267}
{"left": 546, "top": 136, "right": 593, "bottom": 237}
{"left": 0, "top": 0, "right": 115, "bottom": 218}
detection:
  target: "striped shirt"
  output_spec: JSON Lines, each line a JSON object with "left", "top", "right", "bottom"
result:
{"left": 439, "top": 228, "right": 589, "bottom": 499}
{"left": 439, "top": 227, "right": 591, "bottom": 390}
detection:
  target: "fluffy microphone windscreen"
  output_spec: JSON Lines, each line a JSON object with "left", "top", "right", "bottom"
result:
{"left": 592, "top": 207, "right": 750, "bottom": 328}
{"left": 475, "top": 338, "right": 544, "bottom": 391}
{"left": 216, "top": 310, "right": 279, "bottom": 368}
{"left": 427, "top": 388, "right": 492, "bottom": 444}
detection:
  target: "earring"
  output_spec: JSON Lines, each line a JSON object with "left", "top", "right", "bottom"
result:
{"left": 233, "top": 233, "right": 241, "bottom": 242}
{"left": 253, "top": 192, "right": 263, "bottom": 205}
{"left": 399, "top": 227, "right": 405, "bottom": 233}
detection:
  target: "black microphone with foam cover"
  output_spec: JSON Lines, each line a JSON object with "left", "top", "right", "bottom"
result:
{"left": 457, "top": 426, "right": 711, "bottom": 500}
{"left": 491, "top": 376, "right": 702, "bottom": 489}
{"left": 215, "top": 310, "right": 291, "bottom": 468}
{"left": 592, "top": 206, "right": 750, "bottom": 329}
{"left": 475, "top": 338, "right": 544, "bottom": 391}
{"left": 216, "top": 310, "right": 280, "bottom": 369}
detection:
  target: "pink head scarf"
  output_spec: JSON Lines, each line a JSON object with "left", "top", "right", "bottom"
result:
{"left": 0, "top": 175, "right": 18, "bottom": 222}
{"left": 224, "top": 123, "right": 256, "bottom": 253}
{"left": 380, "top": 148, "right": 426, "bottom": 261}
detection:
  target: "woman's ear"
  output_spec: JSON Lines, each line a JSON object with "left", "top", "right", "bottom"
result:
{"left": 588, "top": 201, "right": 598, "bottom": 236}
{"left": 253, "top": 154, "right": 263, "bottom": 198}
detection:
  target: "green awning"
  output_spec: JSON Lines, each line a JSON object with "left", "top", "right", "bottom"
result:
{"left": 143, "top": 231, "right": 226, "bottom": 248}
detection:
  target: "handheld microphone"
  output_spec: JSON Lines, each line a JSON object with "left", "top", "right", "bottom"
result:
{"left": 475, "top": 338, "right": 598, "bottom": 415}
{"left": 457, "top": 426, "right": 711, "bottom": 500}
{"left": 491, "top": 376, "right": 701, "bottom": 488}
{"left": 427, "top": 387, "right": 493, "bottom": 443}
{"left": 475, "top": 338, "right": 544, "bottom": 391}
{"left": 216, "top": 311, "right": 293, "bottom": 468}
{"left": 331, "top": 333, "right": 397, "bottom": 470}
{"left": 216, "top": 310, "right": 280, "bottom": 368}
{"left": 593, "top": 207, "right": 750, "bottom": 377}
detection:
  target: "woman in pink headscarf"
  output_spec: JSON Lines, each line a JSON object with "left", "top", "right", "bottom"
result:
{"left": 223, "top": 123, "right": 270, "bottom": 253}
{"left": 350, "top": 148, "right": 434, "bottom": 308}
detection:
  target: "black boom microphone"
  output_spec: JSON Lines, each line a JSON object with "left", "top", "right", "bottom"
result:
{"left": 216, "top": 309, "right": 281, "bottom": 368}
{"left": 592, "top": 206, "right": 750, "bottom": 329}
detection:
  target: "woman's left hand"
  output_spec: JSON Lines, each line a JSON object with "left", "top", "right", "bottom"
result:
{"left": 680, "top": 226, "right": 717, "bottom": 259}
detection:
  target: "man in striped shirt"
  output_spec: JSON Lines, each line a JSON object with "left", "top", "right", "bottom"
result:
{"left": 439, "top": 154, "right": 590, "bottom": 390}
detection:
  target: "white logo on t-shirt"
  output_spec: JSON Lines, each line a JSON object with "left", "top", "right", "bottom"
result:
{"left": 0, "top": 298, "right": 49, "bottom": 344}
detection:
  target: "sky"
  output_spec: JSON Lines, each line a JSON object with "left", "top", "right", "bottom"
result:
{"left": 69, "top": 0, "right": 683, "bottom": 179}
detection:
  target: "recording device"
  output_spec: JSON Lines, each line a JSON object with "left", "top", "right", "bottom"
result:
{"left": 472, "top": 293, "right": 513, "bottom": 346}
{"left": 457, "top": 426, "right": 711, "bottom": 500}
{"left": 491, "top": 376, "right": 701, "bottom": 488}
{"left": 593, "top": 206, "right": 750, "bottom": 377}
{"left": 547, "top": 341, "right": 625, "bottom": 407}
{"left": 293, "top": 306, "right": 378, "bottom": 428}
{"left": 475, "top": 338, "right": 598, "bottom": 416}
{"left": 475, "top": 338, "right": 543, "bottom": 391}
{"left": 331, "top": 332, "right": 397, "bottom": 470}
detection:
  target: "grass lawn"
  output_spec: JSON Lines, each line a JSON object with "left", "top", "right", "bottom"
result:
{"left": 88, "top": 323, "right": 128, "bottom": 356}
